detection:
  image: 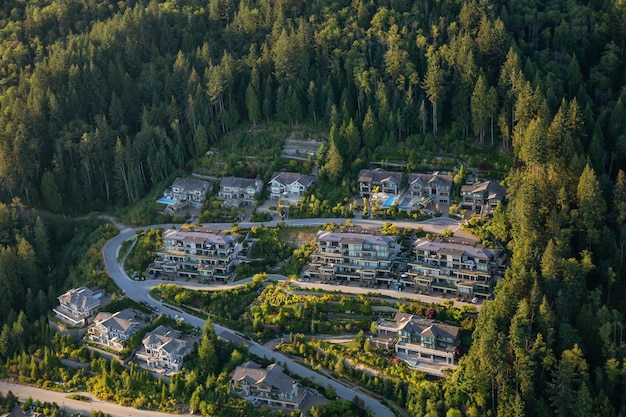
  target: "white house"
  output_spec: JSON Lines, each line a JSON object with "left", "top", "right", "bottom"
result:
{"left": 269, "top": 172, "right": 315, "bottom": 199}
{"left": 54, "top": 287, "right": 103, "bottom": 326}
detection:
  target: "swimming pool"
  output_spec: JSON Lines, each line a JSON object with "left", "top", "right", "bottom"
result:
{"left": 157, "top": 197, "right": 177, "bottom": 205}
{"left": 382, "top": 196, "right": 396, "bottom": 208}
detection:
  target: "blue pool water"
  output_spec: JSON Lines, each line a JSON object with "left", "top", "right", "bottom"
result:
{"left": 382, "top": 196, "right": 396, "bottom": 207}
{"left": 157, "top": 197, "right": 177, "bottom": 205}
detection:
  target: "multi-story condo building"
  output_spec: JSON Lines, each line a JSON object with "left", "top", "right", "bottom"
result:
{"left": 375, "top": 313, "right": 460, "bottom": 376}
{"left": 358, "top": 168, "right": 403, "bottom": 197}
{"left": 460, "top": 180, "right": 506, "bottom": 215}
{"left": 303, "top": 228, "right": 401, "bottom": 285}
{"left": 149, "top": 227, "right": 240, "bottom": 281}
{"left": 230, "top": 361, "right": 306, "bottom": 410}
{"left": 408, "top": 171, "right": 454, "bottom": 205}
{"left": 405, "top": 237, "right": 505, "bottom": 300}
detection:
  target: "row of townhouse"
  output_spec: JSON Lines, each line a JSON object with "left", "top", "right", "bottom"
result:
{"left": 159, "top": 172, "right": 316, "bottom": 211}
{"left": 148, "top": 227, "right": 240, "bottom": 281}
{"left": 357, "top": 168, "right": 506, "bottom": 214}
{"left": 302, "top": 228, "right": 507, "bottom": 299}
{"left": 302, "top": 229, "right": 401, "bottom": 284}
{"left": 54, "top": 288, "right": 193, "bottom": 372}
{"left": 374, "top": 313, "right": 461, "bottom": 376}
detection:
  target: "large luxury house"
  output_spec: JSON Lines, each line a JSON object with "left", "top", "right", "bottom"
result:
{"left": 358, "top": 168, "right": 403, "bottom": 197}
{"left": 405, "top": 237, "right": 505, "bottom": 300}
{"left": 137, "top": 325, "right": 191, "bottom": 372}
{"left": 86, "top": 308, "right": 140, "bottom": 350}
{"left": 375, "top": 313, "right": 461, "bottom": 376}
{"left": 303, "top": 228, "right": 401, "bottom": 285}
{"left": 460, "top": 180, "right": 507, "bottom": 215}
{"left": 408, "top": 171, "right": 454, "bottom": 205}
{"left": 160, "top": 177, "right": 212, "bottom": 213}
{"left": 148, "top": 227, "right": 240, "bottom": 281}
{"left": 230, "top": 361, "right": 306, "bottom": 410}
{"left": 53, "top": 287, "right": 104, "bottom": 326}
{"left": 269, "top": 172, "right": 316, "bottom": 200}
{"left": 217, "top": 176, "right": 263, "bottom": 207}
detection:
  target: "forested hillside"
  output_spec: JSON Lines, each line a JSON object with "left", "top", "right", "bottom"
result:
{"left": 1, "top": 0, "right": 626, "bottom": 416}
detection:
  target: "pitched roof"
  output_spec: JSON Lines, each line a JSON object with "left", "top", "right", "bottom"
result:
{"left": 172, "top": 177, "right": 210, "bottom": 192}
{"left": 93, "top": 308, "right": 139, "bottom": 333}
{"left": 270, "top": 172, "right": 315, "bottom": 187}
{"left": 460, "top": 180, "right": 506, "bottom": 200}
{"left": 408, "top": 171, "right": 453, "bottom": 187}
{"left": 358, "top": 168, "right": 402, "bottom": 184}
{"left": 220, "top": 176, "right": 263, "bottom": 190}
{"left": 142, "top": 325, "right": 182, "bottom": 347}
{"left": 58, "top": 287, "right": 101, "bottom": 309}
{"left": 393, "top": 313, "right": 460, "bottom": 341}
{"left": 230, "top": 361, "right": 296, "bottom": 393}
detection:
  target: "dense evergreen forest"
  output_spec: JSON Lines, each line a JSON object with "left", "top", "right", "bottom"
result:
{"left": 0, "top": 0, "right": 626, "bottom": 416}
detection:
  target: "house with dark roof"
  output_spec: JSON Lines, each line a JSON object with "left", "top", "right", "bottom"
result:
{"left": 358, "top": 168, "right": 403, "bottom": 197}
{"left": 460, "top": 180, "right": 506, "bottom": 215}
{"left": 53, "top": 287, "right": 103, "bottom": 326}
{"left": 230, "top": 361, "right": 306, "bottom": 410}
{"left": 217, "top": 176, "right": 263, "bottom": 207}
{"left": 375, "top": 313, "right": 460, "bottom": 376}
{"left": 160, "top": 177, "right": 212, "bottom": 213}
{"left": 269, "top": 172, "right": 315, "bottom": 199}
{"left": 138, "top": 325, "right": 191, "bottom": 372}
{"left": 86, "top": 308, "right": 140, "bottom": 350}
{"left": 408, "top": 171, "right": 454, "bottom": 205}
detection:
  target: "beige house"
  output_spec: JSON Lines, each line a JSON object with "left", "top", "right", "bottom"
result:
{"left": 86, "top": 308, "right": 140, "bottom": 350}
{"left": 376, "top": 313, "right": 460, "bottom": 376}
{"left": 269, "top": 172, "right": 315, "bottom": 199}
{"left": 137, "top": 325, "right": 191, "bottom": 372}
{"left": 217, "top": 176, "right": 263, "bottom": 207}
{"left": 54, "top": 287, "right": 103, "bottom": 326}
{"left": 405, "top": 236, "right": 506, "bottom": 300}
{"left": 358, "top": 168, "right": 402, "bottom": 197}
{"left": 303, "top": 228, "right": 400, "bottom": 285}
{"left": 460, "top": 180, "right": 506, "bottom": 215}
{"left": 149, "top": 227, "right": 240, "bottom": 281}
{"left": 231, "top": 361, "right": 306, "bottom": 410}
